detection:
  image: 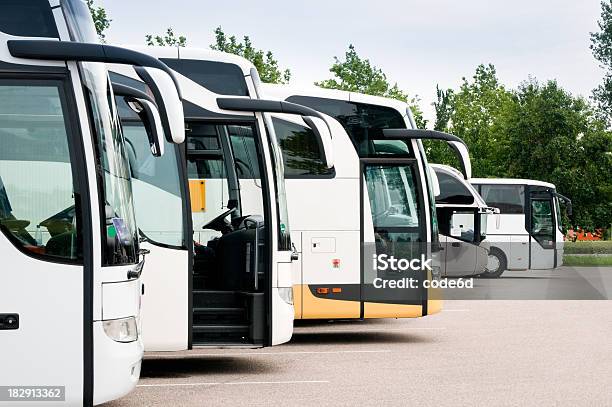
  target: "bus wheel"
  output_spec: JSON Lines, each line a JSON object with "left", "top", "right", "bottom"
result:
{"left": 482, "top": 248, "right": 506, "bottom": 278}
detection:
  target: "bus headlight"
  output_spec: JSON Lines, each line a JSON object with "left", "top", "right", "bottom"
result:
{"left": 103, "top": 317, "right": 138, "bottom": 343}
{"left": 278, "top": 287, "right": 293, "bottom": 305}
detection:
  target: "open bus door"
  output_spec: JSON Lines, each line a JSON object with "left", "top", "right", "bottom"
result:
{"left": 528, "top": 188, "right": 557, "bottom": 269}
{"left": 361, "top": 158, "right": 428, "bottom": 318}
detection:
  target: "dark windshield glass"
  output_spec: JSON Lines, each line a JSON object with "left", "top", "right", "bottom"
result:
{"left": 286, "top": 95, "right": 409, "bottom": 157}
{"left": 160, "top": 59, "right": 249, "bottom": 96}
{"left": 0, "top": 0, "right": 59, "bottom": 38}
{"left": 480, "top": 184, "right": 525, "bottom": 214}
{"left": 435, "top": 170, "right": 475, "bottom": 205}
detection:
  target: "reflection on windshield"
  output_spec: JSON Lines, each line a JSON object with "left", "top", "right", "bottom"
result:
{"left": 82, "top": 62, "right": 139, "bottom": 265}
{"left": 263, "top": 114, "right": 292, "bottom": 251}
{"left": 123, "top": 123, "right": 184, "bottom": 248}
{"left": 366, "top": 165, "right": 419, "bottom": 228}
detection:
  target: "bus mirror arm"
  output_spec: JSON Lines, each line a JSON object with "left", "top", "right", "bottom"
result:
{"left": 382, "top": 129, "right": 472, "bottom": 179}
{"left": 127, "top": 258, "right": 145, "bottom": 280}
{"left": 113, "top": 83, "right": 165, "bottom": 157}
{"left": 301, "top": 116, "right": 334, "bottom": 169}
{"left": 7, "top": 40, "right": 181, "bottom": 95}
{"left": 7, "top": 40, "right": 185, "bottom": 145}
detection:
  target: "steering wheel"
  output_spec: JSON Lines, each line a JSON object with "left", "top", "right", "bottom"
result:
{"left": 202, "top": 207, "right": 237, "bottom": 232}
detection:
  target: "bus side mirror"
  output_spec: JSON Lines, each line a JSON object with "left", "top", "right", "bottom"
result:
{"left": 124, "top": 97, "right": 165, "bottom": 157}
{"left": 302, "top": 116, "right": 335, "bottom": 169}
{"left": 134, "top": 67, "right": 185, "bottom": 145}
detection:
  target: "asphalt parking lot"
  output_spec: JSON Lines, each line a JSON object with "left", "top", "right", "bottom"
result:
{"left": 104, "top": 267, "right": 612, "bottom": 407}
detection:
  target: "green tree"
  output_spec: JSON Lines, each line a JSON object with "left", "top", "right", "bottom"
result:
{"left": 316, "top": 45, "right": 427, "bottom": 128}
{"left": 443, "top": 64, "right": 514, "bottom": 176}
{"left": 501, "top": 79, "right": 612, "bottom": 229}
{"left": 423, "top": 86, "right": 457, "bottom": 166}
{"left": 86, "top": 0, "right": 110, "bottom": 42}
{"left": 146, "top": 28, "right": 187, "bottom": 47}
{"left": 211, "top": 27, "right": 290, "bottom": 84}
{"left": 591, "top": 1, "right": 612, "bottom": 122}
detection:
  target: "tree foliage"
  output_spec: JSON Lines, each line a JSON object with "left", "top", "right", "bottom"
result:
{"left": 210, "top": 27, "right": 290, "bottom": 84}
{"left": 429, "top": 64, "right": 612, "bottom": 230}
{"left": 86, "top": 0, "right": 110, "bottom": 42}
{"left": 501, "top": 80, "right": 612, "bottom": 229}
{"left": 146, "top": 28, "right": 187, "bottom": 47}
{"left": 591, "top": 1, "right": 612, "bottom": 122}
{"left": 316, "top": 45, "right": 427, "bottom": 128}
{"left": 428, "top": 64, "right": 513, "bottom": 176}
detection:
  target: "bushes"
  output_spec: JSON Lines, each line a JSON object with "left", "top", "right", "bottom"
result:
{"left": 564, "top": 241, "right": 612, "bottom": 254}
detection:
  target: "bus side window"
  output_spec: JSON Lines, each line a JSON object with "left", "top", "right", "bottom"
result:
{"left": 0, "top": 81, "right": 82, "bottom": 261}
{"left": 272, "top": 117, "right": 334, "bottom": 178}
{"left": 480, "top": 184, "right": 525, "bottom": 214}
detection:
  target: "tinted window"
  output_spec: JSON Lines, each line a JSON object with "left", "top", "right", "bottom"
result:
{"left": 0, "top": 0, "right": 59, "bottom": 38}
{"left": 480, "top": 184, "right": 525, "bottom": 214}
{"left": 286, "top": 95, "right": 409, "bottom": 157}
{"left": 228, "top": 125, "right": 261, "bottom": 179}
{"left": 186, "top": 123, "right": 225, "bottom": 179}
{"left": 434, "top": 170, "right": 475, "bottom": 205}
{"left": 0, "top": 81, "right": 81, "bottom": 261}
{"left": 272, "top": 118, "right": 332, "bottom": 177}
{"left": 161, "top": 59, "right": 249, "bottom": 96}
{"left": 531, "top": 199, "right": 554, "bottom": 248}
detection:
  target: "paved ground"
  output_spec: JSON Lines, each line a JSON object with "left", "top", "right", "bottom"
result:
{"left": 104, "top": 267, "right": 612, "bottom": 407}
{"left": 444, "top": 266, "right": 612, "bottom": 300}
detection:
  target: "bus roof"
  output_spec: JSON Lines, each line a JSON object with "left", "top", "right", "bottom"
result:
{"left": 470, "top": 178, "right": 556, "bottom": 189}
{"left": 116, "top": 46, "right": 256, "bottom": 76}
{"left": 261, "top": 83, "right": 410, "bottom": 122}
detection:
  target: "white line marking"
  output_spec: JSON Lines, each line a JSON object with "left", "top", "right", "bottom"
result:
{"left": 137, "top": 380, "right": 329, "bottom": 388}
{"left": 443, "top": 309, "right": 470, "bottom": 312}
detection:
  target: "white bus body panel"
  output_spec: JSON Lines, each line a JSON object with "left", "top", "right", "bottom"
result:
{"left": 93, "top": 323, "right": 143, "bottom": 405}
{"left": 138, "top": 243, "right": 189, "bottom": 351}
{"left": 0, "top": 239, "right": 84, "bottom": 405}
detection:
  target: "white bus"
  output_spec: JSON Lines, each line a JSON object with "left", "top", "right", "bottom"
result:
{"left": 108, "top": 47, "right": 333, "bottom": 349}
{"left": 431, "top": 164, "right": 497, "bottom": 277}
{"left": 470, "top": 178, "right": 572, "bottom": 277}
{"left": 263, "top": 85, "right": 474, "bottom": 319}
{"left": 0, "top": 0, "right": 184, "bottom": 405}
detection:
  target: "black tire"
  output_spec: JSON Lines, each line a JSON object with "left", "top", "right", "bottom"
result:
{"left": 481, "top": 247, "right": 506, "bottom": 278}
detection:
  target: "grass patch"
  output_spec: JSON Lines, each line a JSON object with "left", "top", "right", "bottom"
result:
{"left": 563, "top": 255, "right": 612, "bottom": 267}
{"left": 564, "top": 241, "right": 612, "bottom": 255}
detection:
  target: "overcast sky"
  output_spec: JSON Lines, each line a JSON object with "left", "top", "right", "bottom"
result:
{"left": 101, "top": 0, "right": 604, "bottom": 125}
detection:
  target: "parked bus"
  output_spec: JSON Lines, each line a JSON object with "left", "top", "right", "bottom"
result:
{"left": 263, "top": 85, "right": 474, "bottom": 319}
{"left": 470, "top": 178, "right": 572, "bottom": 277}
{"left": 431, "top": 164, "right": 497, "bottom": 277}
{"left": 0, "top": 0, "right": 184, "bottom": 405}
{"left": 108, "top": 47, "right": 333, "bottom": 349}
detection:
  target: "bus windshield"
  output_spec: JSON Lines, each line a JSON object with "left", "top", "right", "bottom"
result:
{"left": 63, "top": 0, "right": 139, "bottom": 264}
